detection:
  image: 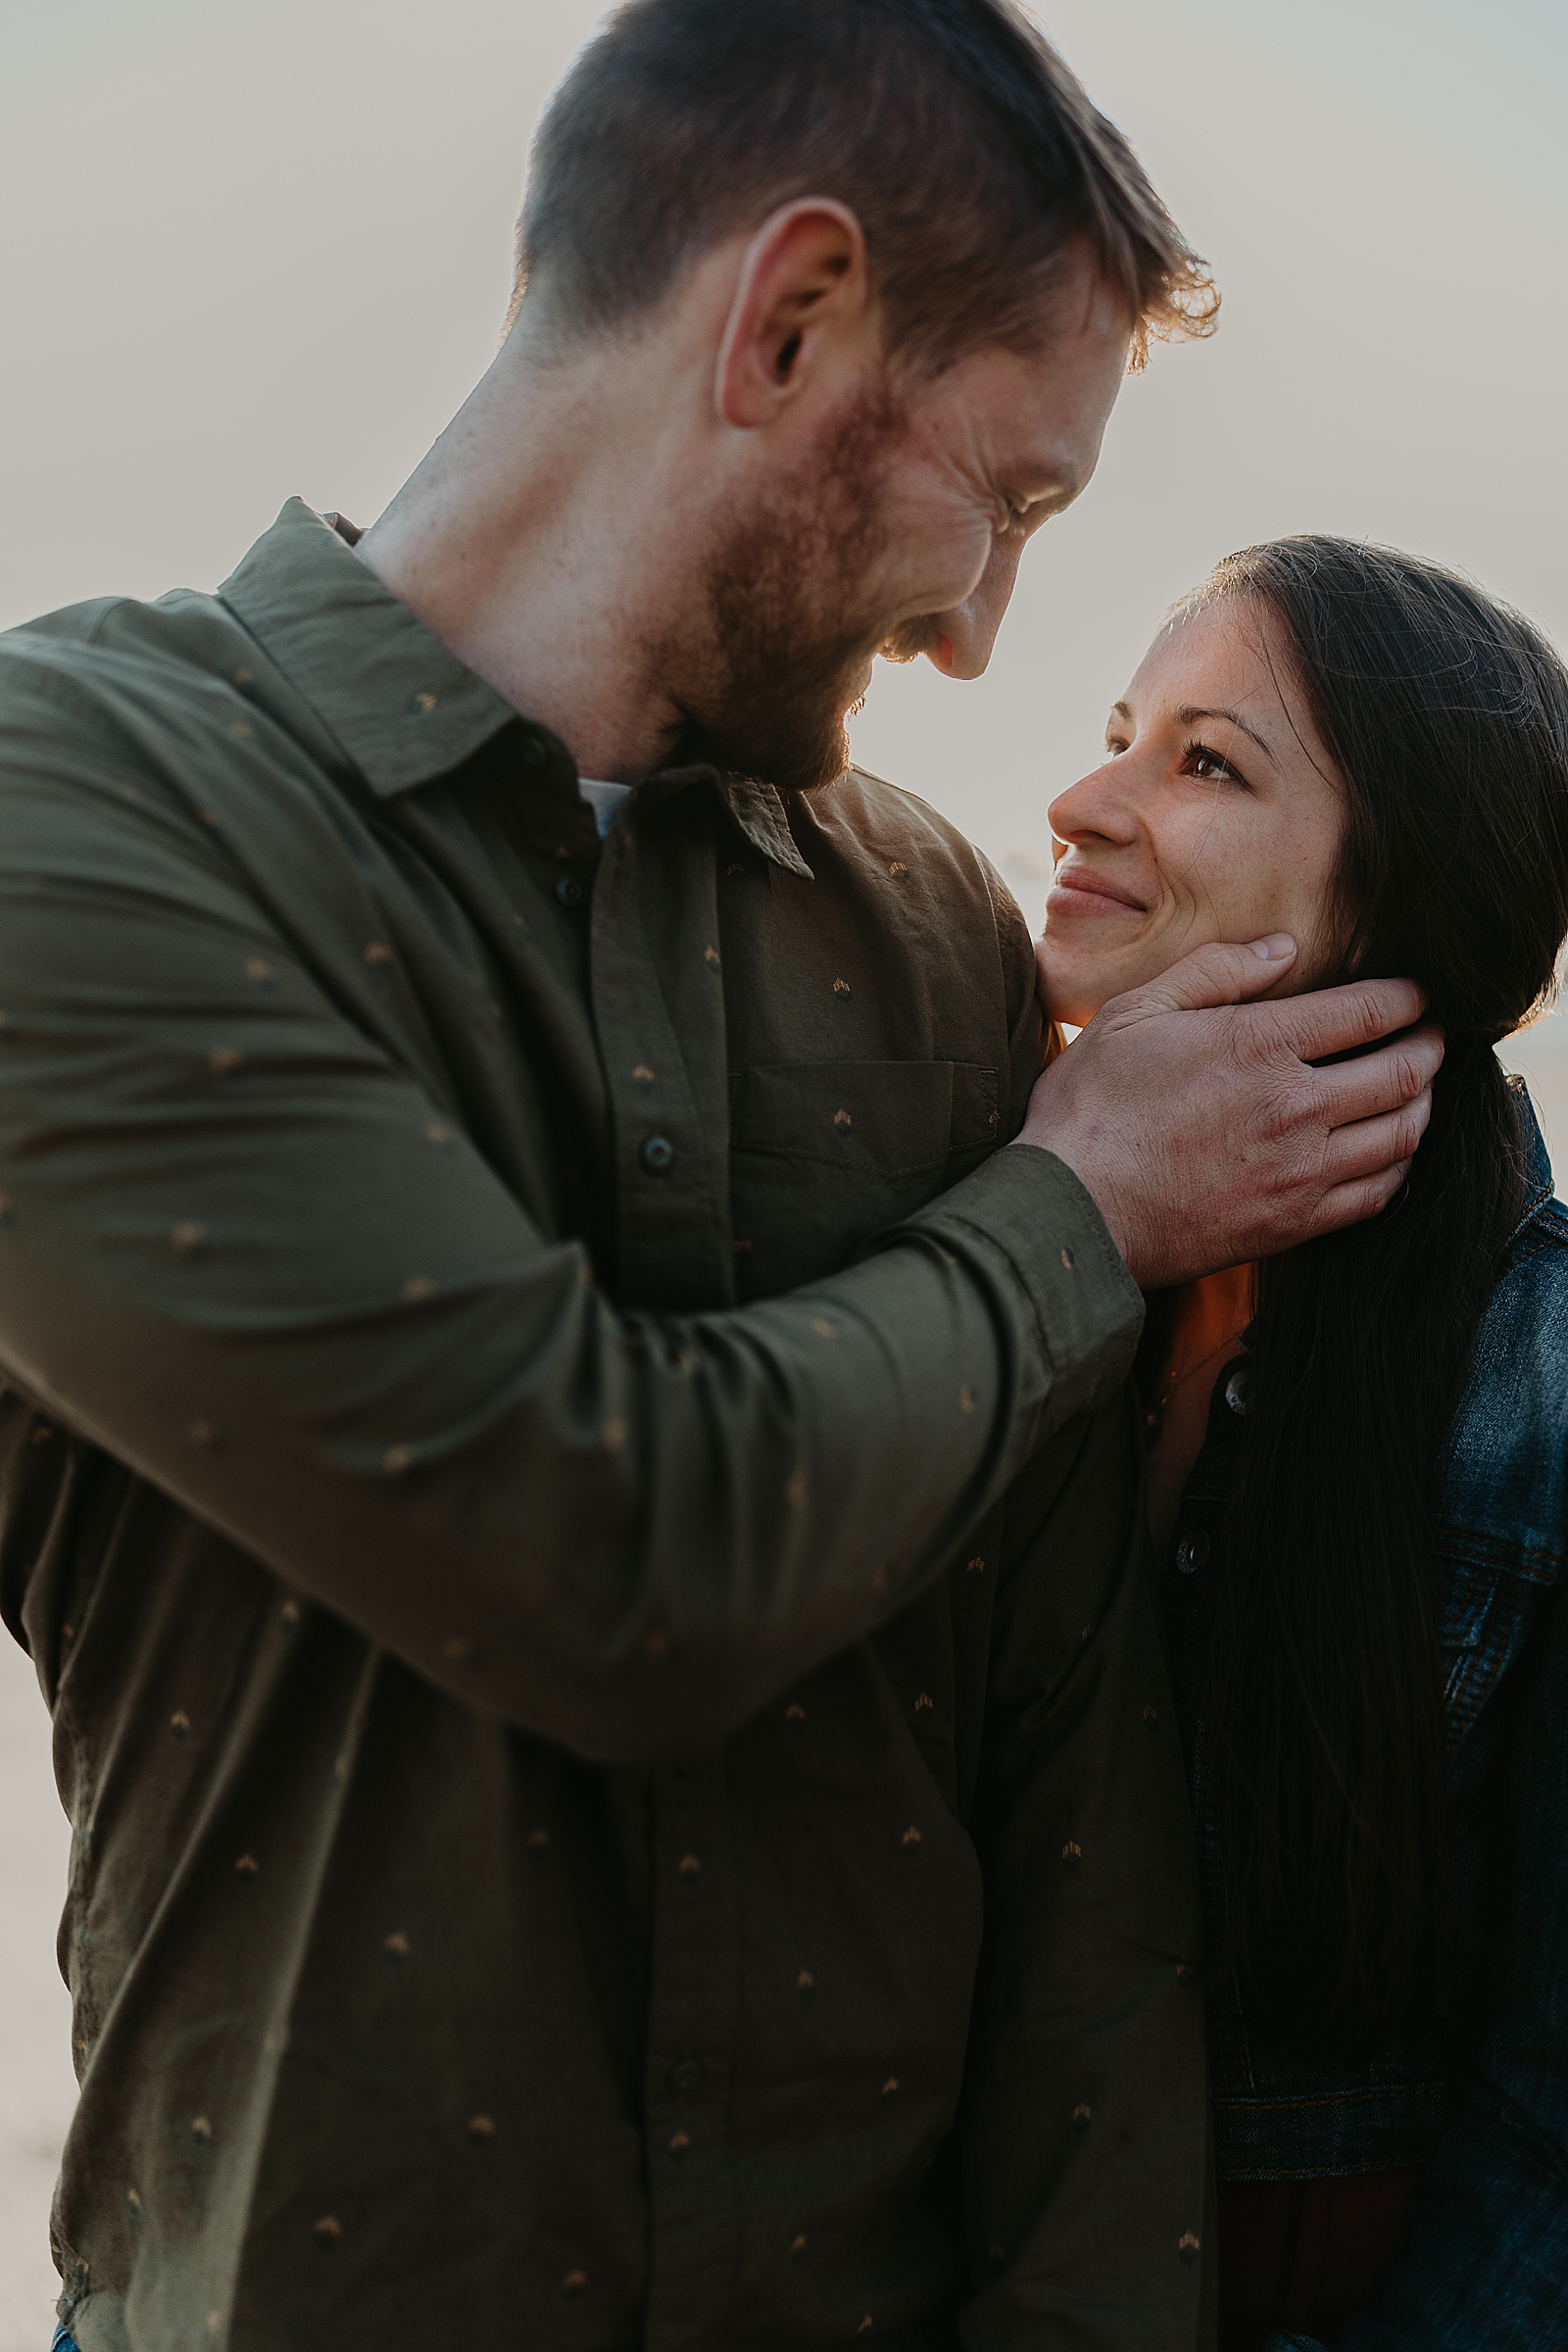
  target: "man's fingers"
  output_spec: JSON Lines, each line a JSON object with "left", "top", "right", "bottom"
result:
{"left": 1308, "top": 1159, "right": 1414, "bottom": 1239}
{"left": 1105, "top": 935, "right": 1298, "bottom": 1019}
{"left": 1321, "top": 1092, "right": 1432, "bottom": 1185}
{"left": 1309, "top": 1024, "right": 1446, "bottom": 1126}
{"left": 1253, "top": 975, "right": 1430, "bottom": 1061}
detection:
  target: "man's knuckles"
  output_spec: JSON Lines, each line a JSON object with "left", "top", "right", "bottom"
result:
{"left": 1392, "top": 1049, "right": 1433, "bottom": 1105}
{"left": 1392, "top": 1099, "right": 1428, "bottom": 1155}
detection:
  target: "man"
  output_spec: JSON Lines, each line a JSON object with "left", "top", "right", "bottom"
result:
{"left": 0, "top": 3, "right": 1438, "bottom": 2346}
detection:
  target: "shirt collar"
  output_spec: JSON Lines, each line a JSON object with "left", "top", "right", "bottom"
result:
{"left": 218, "top": 498, "right": 814, "bottom": 880}
{"left": 220, "top": 500, "right": 523, "bottom": 794}
{"left": 720, "top": 772, "right": 814, "bottom": 881}
{"left": 1508, "top": 1077, "right": 1555, "bottom": 1240}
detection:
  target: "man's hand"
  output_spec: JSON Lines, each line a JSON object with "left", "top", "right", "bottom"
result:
{"left": 1017, "top": 935, "right": 1443, "bottom": 1289}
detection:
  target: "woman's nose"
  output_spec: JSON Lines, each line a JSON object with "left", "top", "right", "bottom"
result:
{"left": 1048, "top": 761, "right": 1141, "bottom": 848}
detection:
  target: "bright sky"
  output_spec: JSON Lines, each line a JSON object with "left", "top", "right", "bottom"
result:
{"left": 3, "top": 0, "right": 1567, "bottom": 1123}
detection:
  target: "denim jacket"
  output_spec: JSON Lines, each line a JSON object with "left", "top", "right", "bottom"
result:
{"left": 1162, "top": 1087, "right": 1568, "bottom": 2350}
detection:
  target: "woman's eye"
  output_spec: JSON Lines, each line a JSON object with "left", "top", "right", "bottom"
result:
{"left": 1186, "top": 740, "right": 1244, "bottom": 786}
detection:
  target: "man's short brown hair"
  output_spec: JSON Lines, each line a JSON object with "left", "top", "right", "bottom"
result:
{"left": 513, "top": 0, "right": 1217, "bottom": 372}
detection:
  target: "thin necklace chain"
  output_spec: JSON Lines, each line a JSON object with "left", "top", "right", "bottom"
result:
{"left": 1156, "top": 1324, "right": 1250, "bottom": 1414}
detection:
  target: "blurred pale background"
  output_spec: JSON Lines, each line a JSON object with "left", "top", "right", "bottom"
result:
{"left": 0, "top": 0, "right": 1565, "bottom": 2338}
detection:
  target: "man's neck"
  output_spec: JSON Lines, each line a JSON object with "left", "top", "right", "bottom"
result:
{"left": 354, "top": 325, "right": 715, "bottom": 783}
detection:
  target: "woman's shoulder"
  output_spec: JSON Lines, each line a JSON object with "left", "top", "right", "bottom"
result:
{"left": 1493, "top": 1183, "right": 1568, "bottom": 1310}
{"left": 1431, "top": 1171, "right": 1568, "bottom": 1581}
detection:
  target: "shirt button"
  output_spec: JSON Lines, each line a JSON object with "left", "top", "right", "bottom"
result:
{"left": 1224, "top": 1363, "right": 1252, "bottom": 1416}
{"left": 520, "top": 735, "right": 549, "bottom": 774}
{"left": 554, "top": 875, "right": 586, "bottom": 911}
{"left": 640, "top": 1134, "right": 676, "bottom": 1176}
{"left": 667, "top": 2056, "right": 702, "bottom": 2096}
{"left": 1175, "top": 1529, "right": 1211, "bottom": 1577}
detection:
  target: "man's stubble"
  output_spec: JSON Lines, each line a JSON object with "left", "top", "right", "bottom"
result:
{"left": 669, "top": 377, "right": 932, "bottom": 798}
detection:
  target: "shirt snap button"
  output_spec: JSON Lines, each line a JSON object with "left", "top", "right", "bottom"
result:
{"left": 667, "top": 2056, "right": 702, "bottom": 2096}
{"left": 640, "top": 1135, "right": 676, "bottom": 1176}
{"left": 554, "top": 875, "right": 585, "bottom": 911}
{"left": 1224, "top": 1364, "right": 1252, "bottom": 1416}
{"left": 1175, "top": 1529, "right": 1210, "bottom": 1577}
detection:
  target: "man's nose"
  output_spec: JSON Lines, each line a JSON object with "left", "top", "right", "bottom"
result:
{"left": 928, "top": 531, "right": 1027, "bottom": 680}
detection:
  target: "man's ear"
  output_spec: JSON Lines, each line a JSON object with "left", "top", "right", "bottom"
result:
{"left": 714, "top": 199, "right": 871, "bottom": 430}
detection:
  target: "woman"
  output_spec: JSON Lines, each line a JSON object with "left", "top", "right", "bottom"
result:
{"left": 1036, "top": 537, "right": 1568, "bottom": 2352}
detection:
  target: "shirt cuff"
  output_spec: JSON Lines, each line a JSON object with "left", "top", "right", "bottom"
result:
{"left": 902, "top": 1143, "right": 1145, "bottom": 1413}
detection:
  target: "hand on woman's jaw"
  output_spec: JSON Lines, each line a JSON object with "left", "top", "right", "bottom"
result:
{"left": 1036, "top": 593, "right": 1347, "bottom": 1028}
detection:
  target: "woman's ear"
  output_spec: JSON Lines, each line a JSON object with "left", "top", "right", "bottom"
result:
{"left": 714, "top": 198, "right": 871, "bottom": 430}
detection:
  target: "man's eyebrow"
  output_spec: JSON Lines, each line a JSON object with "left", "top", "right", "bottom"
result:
{"left": 1177, "top": 704, "right": 1276, "bottom": 761}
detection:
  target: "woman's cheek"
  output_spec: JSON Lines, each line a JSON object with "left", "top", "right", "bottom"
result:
{"left": 1164, "top": 817, "right": 1262, "bottom": 943}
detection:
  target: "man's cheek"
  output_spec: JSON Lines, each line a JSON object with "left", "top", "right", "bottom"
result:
{"left": 878, "top": 493, "right": 994, "bottom": 618}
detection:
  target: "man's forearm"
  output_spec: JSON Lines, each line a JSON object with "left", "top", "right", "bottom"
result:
{"left": 0, "top": 878, "right": 1141, "bottom": 1757}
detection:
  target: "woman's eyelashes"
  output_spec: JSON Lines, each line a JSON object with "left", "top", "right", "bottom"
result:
{"left": 1183, "top": 736, "right": 1250, "bottom": 789}
{"left": 1099, "top": 730, "right": 1248, "bottom": 790}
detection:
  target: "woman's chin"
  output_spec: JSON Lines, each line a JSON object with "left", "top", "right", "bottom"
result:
{"left": 1036, "top": 956, "right": 1106, "bottom": 1031}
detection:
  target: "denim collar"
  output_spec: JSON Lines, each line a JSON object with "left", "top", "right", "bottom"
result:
{"left": 1506, "top": 1078, "right": 1555, "bottom": 1245}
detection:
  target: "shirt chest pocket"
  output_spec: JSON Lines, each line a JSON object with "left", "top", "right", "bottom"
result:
{"left": 728, "top": 1058, "right": 999, "bottom": 1297}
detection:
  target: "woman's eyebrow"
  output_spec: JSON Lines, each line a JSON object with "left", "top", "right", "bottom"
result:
{"left": 1177, "top": 703, "right": 1276, "bottom": 760}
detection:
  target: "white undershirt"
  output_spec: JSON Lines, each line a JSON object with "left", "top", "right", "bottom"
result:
{"left": 577, "top": 777, "right": 634, "bottom": 839}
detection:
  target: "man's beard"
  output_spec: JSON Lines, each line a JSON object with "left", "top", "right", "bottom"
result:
{"left": 672, "top": 378, "right": 916, "bottom": 797}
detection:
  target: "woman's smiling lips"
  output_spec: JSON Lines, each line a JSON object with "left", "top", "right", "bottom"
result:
{"left": 1047, "top": 861, "right": 1148, "bottom": 916}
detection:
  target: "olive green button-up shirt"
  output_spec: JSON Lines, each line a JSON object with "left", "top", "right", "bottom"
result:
{"left": 0, "top": 503, "right": 1206, "bottom": 2350}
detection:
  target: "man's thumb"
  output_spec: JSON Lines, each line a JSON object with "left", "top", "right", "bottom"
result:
{"left": 1120, "top": 934, "right": 1298, "bottom": 1016}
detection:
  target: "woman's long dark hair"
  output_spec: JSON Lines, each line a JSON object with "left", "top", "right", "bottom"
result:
{"left": 1200, "top": 539, "right": 1568, "bottom": 2051}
